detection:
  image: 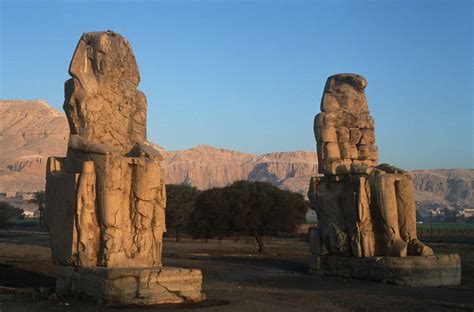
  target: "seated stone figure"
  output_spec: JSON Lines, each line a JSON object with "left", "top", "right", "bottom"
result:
{"left": 46, "top": 31, "right": 166, "bottom": 268}
{"left": 308, "top": 73, "right": 432, "bottom": 258}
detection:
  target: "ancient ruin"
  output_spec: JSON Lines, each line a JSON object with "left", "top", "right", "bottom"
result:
{"left": 45, "top": 31, "right": 204, "bottom": 304}
{"left": 308, "top": 74, "right": 461, "bottom": 286}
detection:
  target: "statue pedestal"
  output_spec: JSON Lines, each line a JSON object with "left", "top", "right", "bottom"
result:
{"left": 56, "top": 266, "right": 205, "bottom": 305}
{"left": 309, "top": 254, "right": 461, "bottom": 287}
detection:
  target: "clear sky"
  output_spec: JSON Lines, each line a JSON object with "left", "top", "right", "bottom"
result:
{"left": 0, "top": 0, "right": 472, "bottom": 169}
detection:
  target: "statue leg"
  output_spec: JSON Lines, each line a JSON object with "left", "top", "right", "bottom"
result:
{"left": 132, "top": 160, "right": 164, "bottom": 266}
{"left": 96, "top": 156, "right": 127, "bottom": 266}
{"left": 396, "top": 174, "right": 433, "bottom": 256}
{"left": 355, "top": 176, "right": 375, "bottom": 257}
{"left": 374, "top": 172, "right": 407, "bottom": 257}
{"left": 76, "top": 161, "right": 99, "bottom": 266}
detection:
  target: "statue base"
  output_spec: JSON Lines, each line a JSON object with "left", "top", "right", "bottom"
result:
{"left": 56, "top": 266, "right": 206, "bottom": 305}
{"left": 309, "top": 254, "right": 461, "bottom": 287}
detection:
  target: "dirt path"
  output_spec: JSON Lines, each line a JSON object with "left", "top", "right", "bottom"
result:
{"left": 0, "top": 231, "right": 473, "bottom": 311}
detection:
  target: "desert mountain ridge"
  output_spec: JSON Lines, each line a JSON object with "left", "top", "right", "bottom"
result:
{"left": 0, "top": 100, "right": 472, "bottom": 208}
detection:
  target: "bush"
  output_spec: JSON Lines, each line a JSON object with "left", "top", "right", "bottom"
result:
{"left": 189, "top": 181, "right": 307, "bottom": 252}
{"left": 0, "top": 201, "right": 24, "bottom": 229}
{"left": 165, "top": 184, "right": 200, "bottom": 241}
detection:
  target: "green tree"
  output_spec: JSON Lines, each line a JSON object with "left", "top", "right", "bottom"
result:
{"left": 189, "top": 181, "right": 307, "bottom": 253}
{"left": 0, "top": 201, "right": 23, "bottom": 229}
{"left": 188, "top": 187, "right": 232, "bottom": 241}
{"left": 165, "top": 184, "right": 200, "bottom": 241}
{"left": 29, "top": 191, "right": 45, "bottom": 207}
{"left": 29, "top": 191, "right": 46, "bottom": 227}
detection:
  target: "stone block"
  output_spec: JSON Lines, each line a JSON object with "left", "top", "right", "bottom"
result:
{"left": 319, "top": 159, "right": 350, "bottom": 175}
{"left": 324, "top": 112, "right": 337, "bottom": 126}
{"left": 349, "top": 128, "right": 361, "bottom": 144}
{"left": 314, "top": 254, "right": 461, "bottom": 287}
{"left": 324, "top": 142, "right": 341, "bottom": 159}
{"left": 56, "top": 266, "right": 205, "bottom": 305}
{"left": 335, "top": 127, "right": 350, "bottom": 142}
{"left": 350, "top": 163, "right": 374, "bottom": 175}
{"left": 334, "top": 112, "right": 358, "bottom": 128}
{"left": 320, "top": 127, "right": 338, "bottom": 143}
{"left": 321, "top": 92, "right": 340, "bottom": 112}
{"left": 357, "top": 144, "right": 371, "bottom": 159}
{"left": 360, "top": 129, "right": 375, "bottom": 145}
{"left": 339, "top": 143, "right": 358, "bottom": 159}
{"left": 352, "top": 159, "right": 374, "bottom": 167}
{"left": 356, "top": 114, "right": 375, "bottom": 129}
{"left": 316, "top": 112, "right": 341, "bottom": 128}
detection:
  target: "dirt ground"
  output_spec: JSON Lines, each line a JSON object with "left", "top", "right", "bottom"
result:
{"left": 0, "top": 230, "right": 473, "bottom": 312}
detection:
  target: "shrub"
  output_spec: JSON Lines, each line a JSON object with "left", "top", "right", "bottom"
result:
{"left": 0, "top": 201, "right": 24, "bottom": 229}
{"left": 189, "top": 181, "right": 307, "bottom": 252}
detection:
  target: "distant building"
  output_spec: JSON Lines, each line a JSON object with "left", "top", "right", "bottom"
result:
{"left": 430, "top": 208, "right": 442, "bottom": 216}
{"left": 459, "top": 208, "right": 474, "bottom": 218}
{"left": 23, "top": 211, "right": 35, "bottom": 218}
{"left": 5, "top": 191, "right": 16, "bottom": 198}
{"left": 21, "top": 193, "right": 34, "bottom": 201}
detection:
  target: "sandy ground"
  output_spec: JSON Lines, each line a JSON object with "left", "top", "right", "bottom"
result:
{"left": 0, "top": 230, "right": 473, "bottom": 312}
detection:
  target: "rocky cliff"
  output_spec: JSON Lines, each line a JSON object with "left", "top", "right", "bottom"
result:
{"left": 412, "top": 169, "right": 474, "bottom": 208}
{"left": 0, "top": 100, "right": 68, "bottom": 191}
{"left": 0, "top": 100, "right": 317, "bottom": 195}
{"left": 161, "top": 146, "right": 317, "bottom": 195}
{"left": 0, "top": 100, "right": 472, "bottom": 208}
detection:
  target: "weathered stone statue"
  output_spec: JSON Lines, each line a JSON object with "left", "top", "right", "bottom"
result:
{"left": 45, "top": 31, "right": 204, "bottom": 304}
{"left": 308, "top": 73, "right": 461, "bottom": 286}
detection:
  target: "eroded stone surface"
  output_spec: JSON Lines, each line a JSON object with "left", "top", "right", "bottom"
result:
{"left": 308, "top": 254, "right": 461, "bottom": 287}
{"left": 309, "top": 73, "right": 433, "bottom": 259}
{"left": 45, "top": 31, "right": 204, "bottom": 303}
{"left": 46, "top": 31, "right": 165, "bottom": 268}
{"left": 56, "top": 266, "right": 205, "bottom": 304}
{"left": 307, "top": 74, "right": 456, "bottom": 286}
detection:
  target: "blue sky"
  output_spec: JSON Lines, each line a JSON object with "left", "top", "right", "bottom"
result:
{"left": 1, "top": 0, "right": 472, "bottom": 169}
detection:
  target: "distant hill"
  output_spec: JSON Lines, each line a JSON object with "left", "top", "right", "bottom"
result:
{"left": 412, "top": 169, "right": 474, "bottom": 209}
{"left": 0, "top": 100, "right": 472, "bottom": 209}
{"left": 161, "top": 145, "right": 317, "bottom": 196}
{"left": 0, "top": 100, "right": 68, "bottom": 192}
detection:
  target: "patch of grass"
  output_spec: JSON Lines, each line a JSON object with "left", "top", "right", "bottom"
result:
{"left": 417, "top": 223, "right": 474, "bottom": 238}
{"left": 8, "top": 217, "right": 40, "bottom": 227}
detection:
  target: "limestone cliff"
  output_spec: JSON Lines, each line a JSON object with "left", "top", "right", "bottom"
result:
{"left": 0, "top": 100, "right": 68, "bottom": 191}
{"left": 0, "top": 100, "right": 471, "bottom": 206}
{"left": 412, "top": 169, "right": 474, "bottom": 208}
{"left": 161, "top": 146, "right": 317, "bottom": 196}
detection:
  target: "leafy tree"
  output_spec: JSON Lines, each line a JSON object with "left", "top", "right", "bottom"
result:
{"left": 29, "top": 191, "right": 46, "bottom": 208}
{"left": 0, "top": 201, "right": 23, "bottom": 229}
{"left": 165, "top": 184, "right": 200, "bottom": 241}
{"left": 188, "top": 187, "right": 232, "bottom": 241}
{"left": 29, "top": 191, "right": 46, "bottom": 227}
{"left": 189, "top": 181, "right": 307, "bottom": 253}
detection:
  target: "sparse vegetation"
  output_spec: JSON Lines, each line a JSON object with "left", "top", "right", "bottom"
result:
{"left": 28, "top": 191, "right": 45, "bottom": 227}
{"left": 165, "top": 184, "right": 201, "bottom": 241}
{"left": 417, "top": 223, "right": 474, "bottom": 241}
{"left": 189, "top": 181, "right": 307, "bottom": 253}
{"left": 0, "top": 201, "right": 24, "bottom": 229}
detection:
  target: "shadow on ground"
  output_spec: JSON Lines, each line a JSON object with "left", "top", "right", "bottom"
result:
{"left": 0, "top": 263, "right": 55, "bottom": 288}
